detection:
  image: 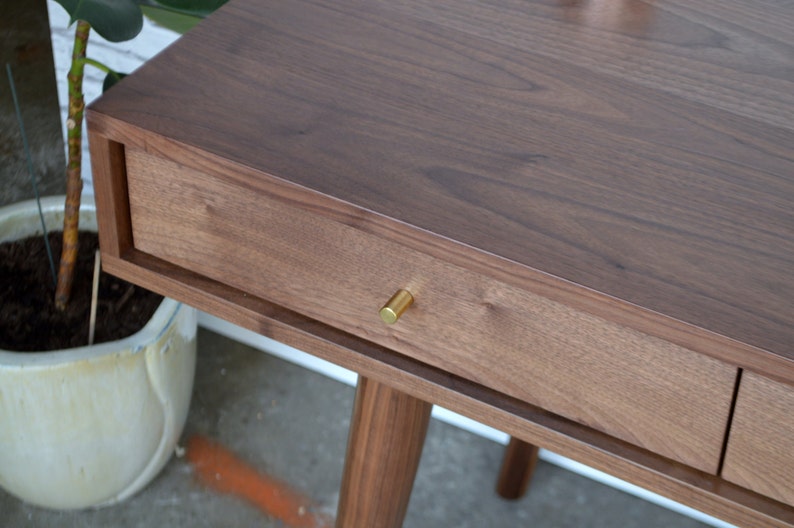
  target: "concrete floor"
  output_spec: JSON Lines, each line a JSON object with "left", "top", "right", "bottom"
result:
{"left": 0, "top": 328, "right": 711, "bottom": 527}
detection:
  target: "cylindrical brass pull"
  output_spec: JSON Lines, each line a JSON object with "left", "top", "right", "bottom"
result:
{"left": 379, "top": 289, "right": 414, "bottom": 324}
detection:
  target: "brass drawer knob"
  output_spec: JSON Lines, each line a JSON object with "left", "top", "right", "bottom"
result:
{"left": 379, "top": 289, "right": 414, "bottom": 324}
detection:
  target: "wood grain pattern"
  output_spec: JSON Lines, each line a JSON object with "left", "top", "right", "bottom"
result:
{"left": 722, "top": 372, "right": 794, "bottom": 508}
{"left": 87, "top": 0, "right": 794, "bottom": 370}
{"left": 336, "top": 377, "right": 432, "bottom": 528}
{"left": 123, "top": 143, "right": 737, "bottom": 473}
{"left": 95, "top": 249, "right": 794, "bottom": 527}
{"left": 378, "top": 0, "right": 794, "bottom": 130}
{"left": 86, "top": 132, "right": 131, "bottom": 258}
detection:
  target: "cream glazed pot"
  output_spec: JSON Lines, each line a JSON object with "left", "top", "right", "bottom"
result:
{"left": 0, "top": 197, "right": 197, "bottom": 510}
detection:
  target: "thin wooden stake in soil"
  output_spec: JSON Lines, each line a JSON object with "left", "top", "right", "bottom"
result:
{"left": 88, "top": 250, "right": 101, "bottom": 346}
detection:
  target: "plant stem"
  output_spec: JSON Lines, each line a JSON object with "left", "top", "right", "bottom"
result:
{"left": 77, "top": 57, "right": 121, "bottom": 80}
{"left": 55, "top": 20, "right": 91, "bottom": 311}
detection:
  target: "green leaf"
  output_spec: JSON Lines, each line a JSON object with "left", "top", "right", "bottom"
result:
{"left": 140, "top": 5, "right": 202, "bottom": 33}
{"left": 102, "top": 71, "right": 128, "bottom": 92}
{"left": 54, "top": 0, "right": 144, "bottom": 42}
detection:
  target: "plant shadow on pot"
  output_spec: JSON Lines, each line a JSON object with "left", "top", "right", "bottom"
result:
{"left": 0, "top": 197, "right": 197, "bottom": 510}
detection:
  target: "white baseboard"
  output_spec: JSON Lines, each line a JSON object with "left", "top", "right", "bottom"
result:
{"left": 198, "top": 312, "right": 735, "bottom": 528}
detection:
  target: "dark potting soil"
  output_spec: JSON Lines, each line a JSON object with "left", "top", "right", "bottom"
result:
{"left": 0, "top": 231, "right": 163, "bottom": 352}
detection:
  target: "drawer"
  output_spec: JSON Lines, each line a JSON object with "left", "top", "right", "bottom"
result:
{"left": 722, "top": 372, "right": 794, "bottom": 507}
{"left": 125, "top": 144, "right": 737, "bottom": 473}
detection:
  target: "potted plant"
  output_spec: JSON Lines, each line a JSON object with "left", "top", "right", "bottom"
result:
{"left": 0, "top": 0, "right": 225, "bottom": 510}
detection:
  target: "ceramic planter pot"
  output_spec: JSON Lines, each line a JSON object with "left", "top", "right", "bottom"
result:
{"left": 0, "top": 197, "right": 197, "bottom": 510}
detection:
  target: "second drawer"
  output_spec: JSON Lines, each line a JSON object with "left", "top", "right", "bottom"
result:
{"left": 722, "top": 372, "right": 794, "bottom": 507}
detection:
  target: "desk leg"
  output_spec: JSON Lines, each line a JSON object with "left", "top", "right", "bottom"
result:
{"left": 335, "top": 377, "right": 432, "bottom": 528}
{"left": 496, "top": 437, "right": 540, "bottom": 500}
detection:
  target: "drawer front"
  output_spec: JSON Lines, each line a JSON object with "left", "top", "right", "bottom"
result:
{"left": 723, "top": 372, "right": 794, "bottom": 506}
{"left": 125, "top": 146, "right": 737, "bottom": 473}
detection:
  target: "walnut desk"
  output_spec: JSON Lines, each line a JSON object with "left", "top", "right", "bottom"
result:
{"left": 86, "top": 0, "right": 794, "bottom": 526}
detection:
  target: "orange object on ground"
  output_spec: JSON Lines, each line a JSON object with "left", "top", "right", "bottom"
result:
{"left": 186, "top": 435, "right": 333, "bottom": 528}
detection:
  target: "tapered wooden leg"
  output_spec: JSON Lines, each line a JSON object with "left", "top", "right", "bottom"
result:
{"left": 496, "top": 437, "right": 540, "bottom": 500}
{"left": 335, "top": 377, "right": 433, "bottom": 528}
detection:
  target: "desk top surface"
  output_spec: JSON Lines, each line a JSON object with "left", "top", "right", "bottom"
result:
{"left": 90, "top": 0, "right": 794, "bottom": 369}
